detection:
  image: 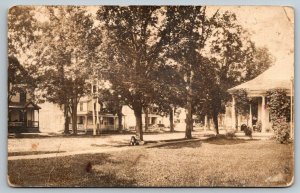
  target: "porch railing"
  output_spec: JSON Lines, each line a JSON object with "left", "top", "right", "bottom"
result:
{"left": 8, "top": 121, "right": 39, "bottom": 128}
{"left": 8, "top": 121, "right": 25, "bottom": 127}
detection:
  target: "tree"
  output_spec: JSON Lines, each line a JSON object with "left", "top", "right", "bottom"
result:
{"left": 206, "top": 11, "right": 274, "bottom": 134}
{"left": 32, "top": 6, "right": 102, "bottom": 134}
{"left": 8, "top": 56, "right": 35, "bottom": 102}
{"left": 8, "top": 6, "right": 38, "bottom": 102}
{"left": 165, "top": 6, "right": 221, "bottom": 138}
{"left": 150, "top": 65, "right": 186, "bottom": 132}
{"left": 97, "top": 6, "right": 176, "bottom": 141}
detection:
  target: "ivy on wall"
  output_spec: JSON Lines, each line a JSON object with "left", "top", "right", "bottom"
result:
{"left": 266, "top": 89, "right": 291, "bottom": 143}
{"left": 266, "top": 89, "right": 290, "bottom": 122}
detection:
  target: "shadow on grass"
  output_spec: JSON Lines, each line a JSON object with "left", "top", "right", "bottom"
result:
{"left": 148, "top": 135, "right": 261, "bottom": 149}
{"left": 8, "top": 153, "right": 137, "bottom": 187}
{"left": 203, "top": 135, "right": 260, "bottom": 145}
{"left": 91, "top": 143, "right": 130, "bottom": 148}
{"left": 148, "top": 139, "right": 202, "bottom": 149}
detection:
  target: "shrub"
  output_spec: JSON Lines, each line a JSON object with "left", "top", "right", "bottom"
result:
{"left": 256, "top": 121, "right": 262, "bottom": 132}
{"left": 226, "top": 131, "right": 236, "bottom": 139}
{"left": 272, "top": 117, "right": 290, "bottom": 144}
{"left": 244, "top": 126, "right": 252, "bottom": 137}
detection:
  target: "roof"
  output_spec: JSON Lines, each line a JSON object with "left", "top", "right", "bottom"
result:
{"left": 228, "top": 58, "right": 294, "bottom": 96}
{"left": 9, "top": 101, "right": 41, "bottom": 110}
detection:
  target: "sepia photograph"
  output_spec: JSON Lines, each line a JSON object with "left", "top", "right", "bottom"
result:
{"left": 7, "top": 5, "right": 294, "bottom": 187}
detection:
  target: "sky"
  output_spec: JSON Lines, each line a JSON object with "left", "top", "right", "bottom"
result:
{"left": 208, "top": 6, "right": 294, "bottom": 65}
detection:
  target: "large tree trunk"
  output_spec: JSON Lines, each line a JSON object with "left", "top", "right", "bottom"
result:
{"left": 144, "top": 107, "right": 149, "bottom": 131}
{"left": 133, "top": 104, "right": 143, "bottom": 141}
{"left": 63, "top": 103, "right": 70, "bottom": 134}
{"left": 185, "top": 100, "right": 193, "bottom": 139}
{"left": 71, "top": 98, "right": 78, "bottom": 135}
{"left": 169, "top": 106, "right": 174, "bottom": 132}
{"left": 117, "top": 106, "right": 123, "bottom": 132}
{"left": 185, "top": 71, "right": 193, "bottom": 139}
{"left": 212, "top": 110, "right": 219, "bottom": 134}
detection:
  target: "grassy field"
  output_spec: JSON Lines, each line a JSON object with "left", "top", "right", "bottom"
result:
{"left": 8, "top": 138, "right": 294, "bottom": 187}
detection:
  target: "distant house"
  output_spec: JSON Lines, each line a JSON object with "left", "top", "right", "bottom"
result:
{"left": 8, "top": 92, "right": 41, "bottom": 133}
{"left": 226, "top": 59, "right": 294, "bottom": 135}
{"left": 76, "top": 96, "right": 121, "bottom": 132}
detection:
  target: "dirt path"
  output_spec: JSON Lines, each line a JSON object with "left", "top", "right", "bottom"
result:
{"left": 8, "top": 130, "right": 271, "bottom": 161}
{"left": 8, "top": 137, "right": 203, "bottom": 161}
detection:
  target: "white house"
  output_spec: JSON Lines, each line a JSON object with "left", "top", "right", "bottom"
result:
{"left": 226, "top": 59, "right": 294, "bottom": 136}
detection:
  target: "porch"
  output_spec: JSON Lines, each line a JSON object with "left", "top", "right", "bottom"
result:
{"left": 72, "top": 112, "right": 124, "bottom": 133}
{"left": 227, "top": 60, "right": 294, "bottom": 136}
{"left": 8, "top": 102, "right": 41, "bottom": 133}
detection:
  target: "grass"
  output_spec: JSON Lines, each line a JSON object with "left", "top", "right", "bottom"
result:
{"left": 8, "top": 138, "right": 294, "bottom": 187}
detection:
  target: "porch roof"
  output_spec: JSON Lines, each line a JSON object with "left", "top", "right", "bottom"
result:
{"left": 228, "top": 58, "right": 294, "bottom": 96}
{"left": 9, "top": 101, "right": 41, "bottom": 110}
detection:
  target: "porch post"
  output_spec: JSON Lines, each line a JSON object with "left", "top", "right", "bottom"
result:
{"left": 38, "top": 110, "right": 39, "bottom": 128}
{"left": 92, "top": 82, "right": 96, "bottom": 135}
{"left": 114, "top": 117, "right": 117, "bottom": 130}
{"left": 231, "top": 95, "right": 236, "bottom": 130}
{"left": 249, "top": 104, "right": 253, "bottom": 128}
{"left": 123, "top": 116, "right": 126, "bottom": 130}
{"left": 261, "top": 96, "right": 266, "bottom": 132}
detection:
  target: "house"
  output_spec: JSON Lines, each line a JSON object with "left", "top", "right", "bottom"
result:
{"left": 122, "top": 105, "right": 169, "bottom": 130}
{"left": 8, "top": 92, "right": 41, "bottom": 133}
{"left": 226, "top": 59, "right": 294, "bottom": 136}
{"left": 76, "top": 96, "right": 121, "bottom": 133}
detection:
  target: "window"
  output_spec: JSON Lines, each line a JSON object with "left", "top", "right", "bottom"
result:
{"left": 78, "top": 116, "right": 84, "bottom": 124}
{"left": 20, "top": 92, "right": 26, "bottom": 103}
{"left": 109, "top": 117, "right": 114, "bottom": 125}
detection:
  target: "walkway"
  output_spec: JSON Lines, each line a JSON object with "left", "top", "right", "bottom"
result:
{"left": 8, "top": 129, "right": 273, "bottom": 161}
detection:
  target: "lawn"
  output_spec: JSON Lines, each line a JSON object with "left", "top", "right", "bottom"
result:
{"left": 8, "top": 138, "right": 294, "bottom": 187}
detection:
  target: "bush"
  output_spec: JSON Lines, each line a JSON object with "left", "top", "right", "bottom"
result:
{"left": 253, "top": 121, "right": 262, "bottom": 132}
{"left": 244, "top": 126, "right": 252, "bottom": 137}
{"left": 272, "top": 118, "right": 290, "bottom": 144}
{"left": 225, "top": 131, "right": 236, "bottom": 139}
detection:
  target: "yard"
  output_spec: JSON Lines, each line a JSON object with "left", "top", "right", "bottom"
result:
{"left": 8, "top": 137, "right": 294, "bottom": 187}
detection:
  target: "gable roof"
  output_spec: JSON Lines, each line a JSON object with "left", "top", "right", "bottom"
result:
{"left": 228, "top": 58, "right": 294, "bottom": 95}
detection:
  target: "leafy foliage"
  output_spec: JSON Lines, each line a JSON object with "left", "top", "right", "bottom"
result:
{"left": 8, "top": 56, "right": 36, "bottom": 102}
{"left": 96, "top": 6, "right": 182, "bottom": 140}
{"left": 272, "top": 118, "right": 290, "bottom": 143}
{"left": 266, "top": 89, "right": 290, "bottom": 122}
{"left": 266, "top": 89, "right": 291, "bottom": 143}
{"left": 8, "top": 6, "right": 39, "bottom": 102}
{"left": 232, "top": 89, "right": 249, "bottom": 116}
{"left": 30, "top": 6, "right": 102, "bottom": 133}
{"left": 8, "top": 6, "right": 275, "bottom": 138}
